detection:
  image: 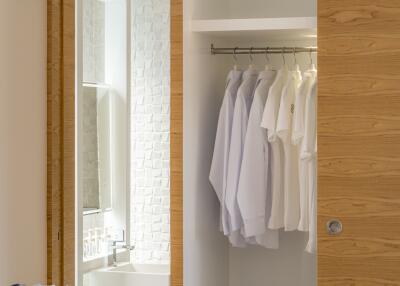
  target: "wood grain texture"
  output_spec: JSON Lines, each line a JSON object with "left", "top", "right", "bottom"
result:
{"left": 47, "top": 1, "right": 62, "bottom": 285}
{"left": 170, "top": 0, "right": 183, "bottom": 285}
{"left": 318, "top": 0, "right": 400, "bottom": 284}
{"left": 47, "top": 0, "right": 75, "bottom": 285}
{"left": 62, "top": 1, "right": 76, "bottom": 285}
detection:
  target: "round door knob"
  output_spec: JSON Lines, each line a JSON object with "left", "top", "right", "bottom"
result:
{"left": 326, "top": 219, "right": 343, "bottom": 235}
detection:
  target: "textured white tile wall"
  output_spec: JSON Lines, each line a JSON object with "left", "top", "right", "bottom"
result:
{"left": 130, "top": 0, "right": 171, "bottom": 264}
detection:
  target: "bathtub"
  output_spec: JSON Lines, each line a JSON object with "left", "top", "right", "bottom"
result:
{"left": 88, "top": 263, "right": 170, "bottom": 286}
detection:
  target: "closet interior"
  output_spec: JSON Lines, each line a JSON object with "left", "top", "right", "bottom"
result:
{"left": 183, "top": 0, "right": 317, "bottom": 285}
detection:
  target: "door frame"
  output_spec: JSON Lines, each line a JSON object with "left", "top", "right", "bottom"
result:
{"left": 170, "top": 0, "right": 183, "bottom": 285}
{"left": 47, "top": 1, "right": 75, "bottom": 285}
{"left": 46, "top": 0, "right": 183, "bottom": 285}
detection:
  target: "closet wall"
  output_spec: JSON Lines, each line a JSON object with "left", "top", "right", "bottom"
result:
{"left": 190, "top": 0, "right": 316, "bottom": 19}
{"left": 183, "top": 0, "right": 317, "bottom": 286}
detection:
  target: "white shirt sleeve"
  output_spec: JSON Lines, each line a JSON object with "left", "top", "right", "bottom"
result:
{"left": 302, "top": 82, "right": 317, "bottom": 253}
{"left": 292, "top": 80, "right": 307, "bottom": 145}
{"left": 210, "top": 83, "right": 233, "bottom": 203}
{"left": 294, "top": 75, "right": 316, "bottom": 232}
{"left": 225, "top": 93, "right": 248, "bottom": 232}
{"left": 301, "top": 84, "right": 317, "bottom": 161}
{"left": 237, "top": 93, "right": 267, "bottom": 236}
{"left": 209, "top": 71, "right": 241, "bottom": 236}
{"left": 237, "top": 89, "right": 279, "bottom": 249}
{"left": 225, "top": 70, "right": 258, "bottom": 235}
{"left": 276, "top": 85, "right": 291, "bottom": 142}
{"left": 261, "top": 75, "right": 286, "bottom": 230}
{"left": 261, "top": 84, "right": 280, "bottom": 142}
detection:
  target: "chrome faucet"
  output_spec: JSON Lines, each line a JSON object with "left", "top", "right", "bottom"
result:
{"left": 111, "top": 240, "right": 134, "bottom": 267}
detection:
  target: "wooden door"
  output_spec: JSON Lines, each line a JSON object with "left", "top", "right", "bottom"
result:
{"left": 318, "top": 0, "right": 400, "bottom": 284}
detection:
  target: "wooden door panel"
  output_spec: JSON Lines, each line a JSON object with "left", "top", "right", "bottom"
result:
{"left": 318, "top": 0, "right": 400, "bottom": 284}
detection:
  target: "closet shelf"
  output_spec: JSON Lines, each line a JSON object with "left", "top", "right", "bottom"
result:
{"left": 191, "top": 17, "right": 317, "bottom": 40}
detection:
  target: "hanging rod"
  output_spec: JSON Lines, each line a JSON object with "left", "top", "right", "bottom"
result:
{"left": 210, "top": 44, "right": 317, "bottom": 55}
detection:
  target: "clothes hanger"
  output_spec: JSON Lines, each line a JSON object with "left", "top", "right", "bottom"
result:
{"left": 233, "top": 47, "right": 239, "bottom": 71}
{"left": 264, "top": 47, "right": 271, "bottom": 71}
{"left": 293, "top": 48, "right": 301, "bottom": 72}
{"left": 248, "top": 47, "right": 255, "bottom": 70}
{"left": 281, "top": 48, "right": 288, "bottom": 71}
{"left": 308, "top": 49, "right": 317, "bottom": 72}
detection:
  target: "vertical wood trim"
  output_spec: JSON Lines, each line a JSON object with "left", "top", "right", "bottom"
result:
{"left": 47, "top": 0, "right": 75, "bottom": 285}
{"left": 62, "top": 1, "right": 76, "bottom": 285}
{"left": 171, "top": 0, "right": 183, "bottom": 285}
{"left": 47, "top": 1, "right": 62, "bottom": 285}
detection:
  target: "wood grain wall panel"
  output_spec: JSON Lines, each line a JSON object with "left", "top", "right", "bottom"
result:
{"left": 318, "top": 0, "right": 400, "bottom": 284}
{"left": 47, "top": 0, "right": 75, "bottom": 285}
{"left": 170, "top": 0, "right": 183, "bottom": 285}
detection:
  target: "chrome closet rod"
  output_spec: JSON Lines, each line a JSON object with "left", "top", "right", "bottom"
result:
{"left": 210, "top": 44, "right": 317, "bottom": 55}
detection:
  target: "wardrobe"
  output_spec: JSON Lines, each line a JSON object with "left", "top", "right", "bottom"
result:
{"left": 177, "top": 0, "right": 400, "bottom": 285}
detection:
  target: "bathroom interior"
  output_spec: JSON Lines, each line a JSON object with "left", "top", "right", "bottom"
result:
{"left": 78, "top": 0, "right": 171, "bottom": 285}
{"left": 2, "top": 0, "right": 400, "bottom": 285}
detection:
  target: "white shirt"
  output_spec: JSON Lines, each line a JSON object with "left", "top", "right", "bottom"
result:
{"left": 261, "top": 68, "right": 288, "bottom": 229}
{"left": 292, "top": 70, "right": 317, "bottom": 146}
{"left": 209, "top": 69, "right": 242, "bottom": 236}
{"left": 237, "top": 70, "right": 279, "bottom": 249}
{"left": 302, "top": 81, "right": 317, "bottom": 253}
{"left": 225, "top": 67, "right": 258, "bottom": 246}
{"left": 276, "top": 70, "right": 303, "bottom": 231}
{"left": 292, "top": 70, "right": 317, "bottom": 232}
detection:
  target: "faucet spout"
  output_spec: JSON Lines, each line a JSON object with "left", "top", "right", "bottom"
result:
{"left": 111, "top": 241, "right": 135, "bottom": 267}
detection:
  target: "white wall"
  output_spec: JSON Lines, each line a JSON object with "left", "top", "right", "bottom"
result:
{"left": 229, "top": 233, "right": 316, "bottom": 286}
{"left": 184, "top": 0, "right": 235, "bottom": 282}
{"left": 191, "top": 0, "right": 316, "bottom": 19}
{"left": 183, "top": 34, "right": 232, "bottom": 286}
{"left": 130, "top": 0, "right": 171, "bottom": 264}
{"left": 0, "top": 1, "right": 47, "bottom": 285}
